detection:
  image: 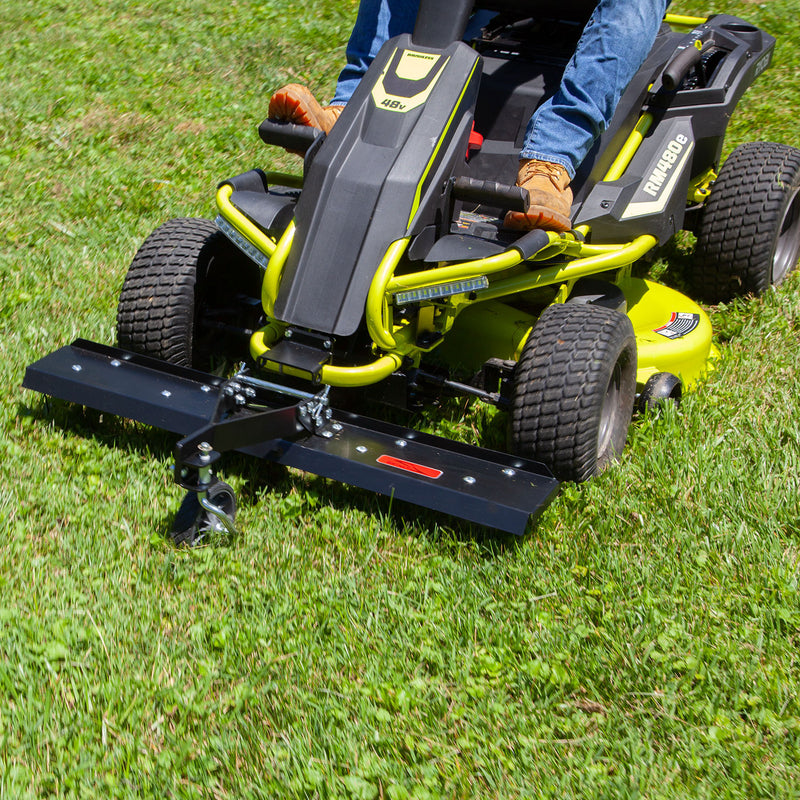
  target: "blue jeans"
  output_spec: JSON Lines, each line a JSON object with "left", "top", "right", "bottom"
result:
{"left": 330, "top": 0, "right": 670, "bottom": 179}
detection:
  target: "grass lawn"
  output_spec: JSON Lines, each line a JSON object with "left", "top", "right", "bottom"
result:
{"left": 1, "top": 0, "right": 799, "bottom": 797}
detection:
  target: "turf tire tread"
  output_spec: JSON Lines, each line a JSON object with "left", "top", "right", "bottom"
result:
{"left": 693, "top": 142, "right": 800, "bottom": 302}
{"left": 511, "top": 303, "right": 636, "bottom": 483}
{"left": 116, "top": 218, "right": 219, "bottom": 367}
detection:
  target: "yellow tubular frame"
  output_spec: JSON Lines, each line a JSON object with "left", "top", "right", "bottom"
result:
{"left": 237, "top": 99, "right": 664, "bottom": 388}
{"left": 603, "top": 114, "right": 653, "bottom": 181}
{"left": 664, "top": 13, "right": 708, "bottom": 28}
{"left": 248, "top": 325, "right": 403, "bottom": 386}
{"left": 249, "top": 236, "right": 407, "bottom": 387}
{"left": 473, "top": 235, "right": 657, "bottom": 303}
{"left": 216, "top": 183, "right": 296, "bottom": 318}
{"left": 216, "top": 184, "right": 278, "bottom": 258}
{"left": 361, "top": 234, "right": 658, "bottom": 355}
{"left": 365, "top": 239, "right": 412, "bottom": 351}
{"left": 320, "top": 353, "right": 404, "bottom": 386}
{"left": 261, "top": 221, "right": 296, "bottom": 318}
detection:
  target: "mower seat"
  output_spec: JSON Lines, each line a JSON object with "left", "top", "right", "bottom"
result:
{"left": 413, "top": 0, "right": 595, "bottom": 49}
{"left": 473, "top": 0, "right": 596, "bottom": 24}
{"left": 462, "top": 1, "right": 676, "bottom": 211}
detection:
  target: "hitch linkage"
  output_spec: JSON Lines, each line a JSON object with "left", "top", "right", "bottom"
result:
{"left": 172, "top": 375, "right": 337, "bottom": 537}
{"left": 172, "top": 375, "right": 337, "bottom": 493}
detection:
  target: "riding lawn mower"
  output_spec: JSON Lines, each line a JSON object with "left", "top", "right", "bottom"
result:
{"left": 23, "top": 0, "right": 800, "bottom": 539}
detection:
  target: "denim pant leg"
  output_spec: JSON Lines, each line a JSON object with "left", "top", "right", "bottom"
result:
{"left": 331, "top": 0, "right": 671, "bottom": 178}
{"left": 330, "top": 0, "right": 420, "bottom": 105}
{"left": 521, "top": 0, "right": 671, "bottom": 178}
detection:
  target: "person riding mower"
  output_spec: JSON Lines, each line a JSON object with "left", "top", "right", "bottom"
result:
{"left": 23, "top": 0, "right": 800, "bottom": 539}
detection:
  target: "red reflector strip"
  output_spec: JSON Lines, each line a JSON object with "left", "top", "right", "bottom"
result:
{"left": 377, "top": 454, "right": 443, "bottom": 479}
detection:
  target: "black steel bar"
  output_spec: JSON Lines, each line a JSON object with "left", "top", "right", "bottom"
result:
{"left": 23, "top": 340, "right": 559, "bottom": 534}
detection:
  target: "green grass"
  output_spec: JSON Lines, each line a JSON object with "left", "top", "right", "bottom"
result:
{"left": 2, "top": 1, "right": 800, "bottom": 797}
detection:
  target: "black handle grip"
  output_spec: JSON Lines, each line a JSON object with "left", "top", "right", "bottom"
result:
{"left": 258, "top": 119, "right": 323, "bottom": 152}
{"left": 662, "top": 40, "right": 709, "bottom": 91}
{"left": 452, "top": 176, "right": 529, "bottom": 211}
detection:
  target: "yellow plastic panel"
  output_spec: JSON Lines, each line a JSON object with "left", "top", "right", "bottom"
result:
{"left": 620, "top": 277, "right": 717, "bottom": 389}
{"left": 432, "top": 301, "right": 536, "bottom": 373}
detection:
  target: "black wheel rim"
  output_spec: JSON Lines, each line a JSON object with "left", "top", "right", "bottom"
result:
{"left": 597, "top": 362, "right": 622, "bottom": 456}
{"left": 773, "top": 186, "right": 800, "bottom": 284}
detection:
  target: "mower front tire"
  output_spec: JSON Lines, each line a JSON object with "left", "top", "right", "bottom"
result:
{"left": 692, "top": 142, "right": 800, "bottom": 303}
{"left": 116, "top": 217, "right": 260, "bottom": 369}
{"left": 510, "top": 303, "right": 637, "bottom": 483}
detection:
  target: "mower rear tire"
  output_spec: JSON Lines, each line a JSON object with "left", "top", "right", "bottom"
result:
{"left": 510, "top": 303, "right": 637, "bottom": 483}
{"left": 116, "top": 217, "right": 260, "bottom": 369}
{"left": 692, "top": 142, "right": 800, "bottom": 303}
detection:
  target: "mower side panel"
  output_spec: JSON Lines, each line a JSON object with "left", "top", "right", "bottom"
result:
{"left": 575, "top": 116, "right": 696, "bottom": 242}
{"left": 575, "top": 14, "right": 775, "bottom": 242}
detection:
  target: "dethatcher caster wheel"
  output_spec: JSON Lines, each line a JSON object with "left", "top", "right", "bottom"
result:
{"left": 171, "top": 481, "right": 238, "bottom": 547}
{"left": 637, "top": 371, "right": 682, "bottom": 413}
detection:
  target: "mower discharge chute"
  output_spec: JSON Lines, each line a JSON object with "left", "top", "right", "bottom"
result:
{"left": 24, "top": 0, "right": 800, "bottom": 539}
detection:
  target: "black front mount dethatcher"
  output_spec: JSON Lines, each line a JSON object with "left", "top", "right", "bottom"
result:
{"left": 23, "top": 340, "right": 559, "bottom": 536}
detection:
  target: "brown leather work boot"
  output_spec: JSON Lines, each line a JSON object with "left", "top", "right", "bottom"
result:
{"left": 268, "top": 83, "right": 344, "bottom": 133}
{"left": 504, "top": 159, "right": 573, "bottom": 232}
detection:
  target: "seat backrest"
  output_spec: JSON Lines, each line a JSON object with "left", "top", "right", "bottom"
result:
{"left": 474, "top": 0, "right": 596, "bottom": 23}
{"left": 413, "top": 0, "right": 595, "bottom": 49}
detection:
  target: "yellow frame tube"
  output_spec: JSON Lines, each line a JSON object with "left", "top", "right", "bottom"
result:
{"left": 474, "top": 235, "right": 658, "bottom": 302}
{"left": 249, "top": 325, "right": 403, "bottom": 387}
{"left": 216, "top": 183, "right": 297, "bottom": 318}
{"left": 664, "top": 13, "right": 708, "bottom": 28}
{"left": 572, "top": 113, "right": 653, "bottom": 238}
{"left": 389, "top": 249, "right": 520, "bottom": 292}
{"left": 365, "top": 232, "right": 657, "bottom": 351}
{"left": 384, "top": 232, "right": 566, "bottom": 295}
{"left": 249, "top": 323, "right": 286, "bottom": 361}
{"left": 603, "top": 114, "right": 654, "bottom": 182}
{"left": 216, "top": 184, "right": 278, "bottom": 258}
{"left": 261, "top": 221, "right": 296, "bottom": 318}
{"left": 320, "top": 353, "right": 404, "bottom": 386}
{"left": 365, "top": 238, "right": 412, "bottom": 351}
